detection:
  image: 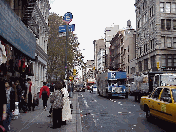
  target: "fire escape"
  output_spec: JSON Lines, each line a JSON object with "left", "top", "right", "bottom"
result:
{"left": 22, "top": 0, "right": 39, "bottom": 38}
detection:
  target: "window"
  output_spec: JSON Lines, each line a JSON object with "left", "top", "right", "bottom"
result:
{"left": 166, "top": 19, "right": 171, "bottom": 30}
{"left": 128, "top": 66, "right": 129, "bottom": 74}
{"left": 150, "top": 39, "right": 154, "bottom": 49}
{"left": 168, "top": 55, "right": 172, "bottom": 66}
{"left": 173, "top": 20, "right": 176, "bottom": 30}
{"left": 160, "top": 2, "right": 164, "bottom": 12}
{"left": 151, "top": 88, "right": 163, "bottom": 99}
{"left": 173, "top": 37, "right": 176, "bottom": 48}
{"left": 144, "top": 59, "right": 148, "bottom": 70}
{"left": 161, "top": 19, "right": 165, "bottom": 30}
{"left": 161, "top": 36, "right": 165, "bottom": 48}
{"left": 160, "top": 88, "right": 171, "bottom": 102}
{"left": 166, "top": 3, "right": 171, "bottom": 13}
{"left": 161, "top": 55, "right": 166, "bottom": 67}
{"left": 151, "top": 56, "right": 156, "bottom": 68}
{"left": 138, "top": 61, "right": 142, "bottom": 72}
{"left": 128, "top": 55, "right": 129, "bottom": 62}
{"left": 174, "top": 55, "right": 176, "bottom": 66}
{"left": 167, "top": 37, "right": 172, "bottom": 47}
{"left": 172, "top": 3, "right": 176, "bottom": 13}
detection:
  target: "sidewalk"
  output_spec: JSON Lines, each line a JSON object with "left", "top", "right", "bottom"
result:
{"left": 10, "top": 92, "right": 82, "bottom": 132}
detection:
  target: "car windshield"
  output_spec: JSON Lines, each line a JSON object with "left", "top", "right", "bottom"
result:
{"left": 172, "top": 89, "right": 176, "bottom": 102}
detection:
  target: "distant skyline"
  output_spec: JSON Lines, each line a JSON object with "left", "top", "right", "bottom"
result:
{"left": 49, "top": 0, "right": 136, "bottom": 63}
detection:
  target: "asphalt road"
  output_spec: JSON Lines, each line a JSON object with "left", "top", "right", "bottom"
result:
{"left": 77, "top": 90, "right": 175, "bottom": 132}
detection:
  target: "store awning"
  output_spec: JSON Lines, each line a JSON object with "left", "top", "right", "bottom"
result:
{"left": 0, "top": 0, "right": 36, "bottom": 60}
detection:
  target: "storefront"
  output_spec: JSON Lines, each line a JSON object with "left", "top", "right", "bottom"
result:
{"left": 0, "top": 0, "right": 36, "bottom": 83}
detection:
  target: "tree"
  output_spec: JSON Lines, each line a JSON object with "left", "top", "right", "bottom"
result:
{"left": 47, "top": 13, "right": 85, "bottom": 81}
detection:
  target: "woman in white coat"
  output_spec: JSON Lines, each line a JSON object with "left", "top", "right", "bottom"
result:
{"left": 61, "top": 86, "right": 72, "bottom": 125}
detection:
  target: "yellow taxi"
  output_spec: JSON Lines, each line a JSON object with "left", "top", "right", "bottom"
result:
{"left": 140, "top": 86, "right": 176, "bottom": 123}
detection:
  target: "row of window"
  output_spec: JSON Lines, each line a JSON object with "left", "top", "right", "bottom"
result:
{"left": 161, "top": 36, "right": 176, "bottom": 48}
{"left": 160, "top": 2, "right": 176, "bottom": 13}
{"left": 161, "top": 19, "right": 176, "bottom": 30}
{"left": 138, "top": 39, "right": 154, "bottom": 56}
{"left": 138, "top": 54, "right": 176, "bottom": 72}
{"left": 161, "top": 55, "right": 176, "bottom": 67}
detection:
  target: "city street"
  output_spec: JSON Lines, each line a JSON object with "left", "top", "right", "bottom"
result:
{"left": 78, "top": 90, "right": 175, "bottom": 132}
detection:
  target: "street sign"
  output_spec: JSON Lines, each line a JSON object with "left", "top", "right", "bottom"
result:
{"left": 59, "top": 25, "right": 66, "bottom": 32}
{"left": 63, "top": 12, "right": 73, "bottom": 24}
{"left": 59, "top": 24, "right": 75, "bottom": 33}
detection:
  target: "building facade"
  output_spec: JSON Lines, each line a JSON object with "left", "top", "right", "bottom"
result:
{"left": 29, "top": 0, "right": 50, "bottom": 94}
{"left": 135, "top": 0, "right": 176, "bottom": 74}
{"left": 97, "top": 48, "right": 105, "bottom": 73}
{"left": 104, "top": 25, "right": 119, "bottom": 70}
{"left": 1, "top": 0, "right": 50, "bottom": 96}
{"left": 93, "top": 39, "right": 105, "bottom": 72}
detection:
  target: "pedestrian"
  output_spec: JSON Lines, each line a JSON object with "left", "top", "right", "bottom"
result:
{"left": 0, "top": 80, "right": 7, "bottom": 132}
{"left": 27, "top": 78, "right": 35, "bottom": 111}
{"left": 61, "top": 81, "right": 72, "bottom": 125}
{"left": 3, "top": 81, "right": 15, "bottom": 131}
{"left": 15, "top": 80, "right": 22, "bottom": 112}
{"left": 39, "top": 82, "right": 50, "bottom": 110}
{"left": 47, "top": 83, "right": 54, "bottom": 117}
{"left": 50, "top": 80, "right": 64, "bottom": 129}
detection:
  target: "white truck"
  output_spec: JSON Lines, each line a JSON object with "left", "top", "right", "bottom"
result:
{"left": 129, "top": 73, "right": 176, "bottom": 102}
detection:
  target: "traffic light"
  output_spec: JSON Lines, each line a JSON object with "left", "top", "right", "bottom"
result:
{"left": 157, "top": 61, "right": 160, "bottom": 69}
{"left": 73, "top": 69, "right": 77, "bottom": 75}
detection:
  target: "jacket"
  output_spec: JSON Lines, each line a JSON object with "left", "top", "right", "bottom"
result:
{"left": 6, "top": 87, "right": 15, "bottom": 112}
{"left": 39, "top": 86, "right": 50, "bottom": 99}
{"left": 61, "top": 87, "right": 72, "bottom": 121}
{"left": 50, "top": 90, "right": 63, "bottom": 109}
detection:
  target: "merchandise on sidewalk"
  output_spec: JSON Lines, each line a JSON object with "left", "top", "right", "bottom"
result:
{"left": 12, "top": 102, "right": 19, "bottom": 120}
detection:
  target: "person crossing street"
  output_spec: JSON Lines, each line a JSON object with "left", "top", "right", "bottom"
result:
{"left": 39, "top": 82, "right": 50, "bottom": 110}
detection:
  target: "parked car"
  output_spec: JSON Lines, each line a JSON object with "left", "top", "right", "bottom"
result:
{"left": 140, "top": 86, "right": 176, "bottom": 124}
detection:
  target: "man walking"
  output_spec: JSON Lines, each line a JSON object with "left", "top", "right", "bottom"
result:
{"left": 39, "top": 82, "right": 50, "bottom": 110}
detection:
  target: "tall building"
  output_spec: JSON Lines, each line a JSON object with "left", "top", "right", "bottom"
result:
{"left": 93, "top": 39, "right": 105, "bottom": 72}
{"left": 124, "top": 20, "right": 136, "bottom": 83}
{"left": 135, "top": 0, "right": 176, "bottom": 74}
{"left": 29, "top": 0, "right": 50, "bottom": 94}
{"left": 104, "top": 25, "right": 119, "bottom": 70}
{"left": 109, "top": 20, "right": 136, "bottom": 83}
{"left": 97, "top": 48, "right": 105, "bottom": 73}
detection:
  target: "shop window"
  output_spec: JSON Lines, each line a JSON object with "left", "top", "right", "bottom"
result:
{"left": 173, "top": 20, "right": 176, "bottom": 30}
{"left": 161, "top": 19, "right": 165, "bottom": 30}
{"left": 161, "top": 36, "right": 165, "bottom": 48}
{"left": 166, "top": 3, "right": 171, "bottom": 13}
{"left": 166, "top": 19, "right": 171, "bottom": 30}
{"left": 172, "top": 3, "right": 176, "bottom": 13}
{"left": 160, "top": 2, "right": 164, "bottom": 12}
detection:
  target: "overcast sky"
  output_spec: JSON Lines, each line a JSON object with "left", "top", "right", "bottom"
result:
{"left": 49, "top": 0, "right": 136, "bottom": 63}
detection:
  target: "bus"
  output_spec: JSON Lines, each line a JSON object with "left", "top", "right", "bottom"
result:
{"left": 97, "top": 71, "right": 128, "bottom": 98}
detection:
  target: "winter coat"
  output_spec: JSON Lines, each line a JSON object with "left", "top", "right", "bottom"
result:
{"left": 39, "top": 86, "right": 50, "bottom": 100}
{"left": 6, "top": 87, "right": 15, "bottom": 112}
{"left": 50, "top": 90, "right": 63, "bottom": 109}
{"left": 61, "top": 87, "right": 72, "bottom": 121}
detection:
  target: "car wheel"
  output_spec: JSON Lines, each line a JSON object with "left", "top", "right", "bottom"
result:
{"left": 146, "top": 108, "right": 152, "bottom": 121}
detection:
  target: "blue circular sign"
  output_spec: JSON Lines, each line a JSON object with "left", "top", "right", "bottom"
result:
{"left": 63, "top": 12, "right": 73, "bottom": 24}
